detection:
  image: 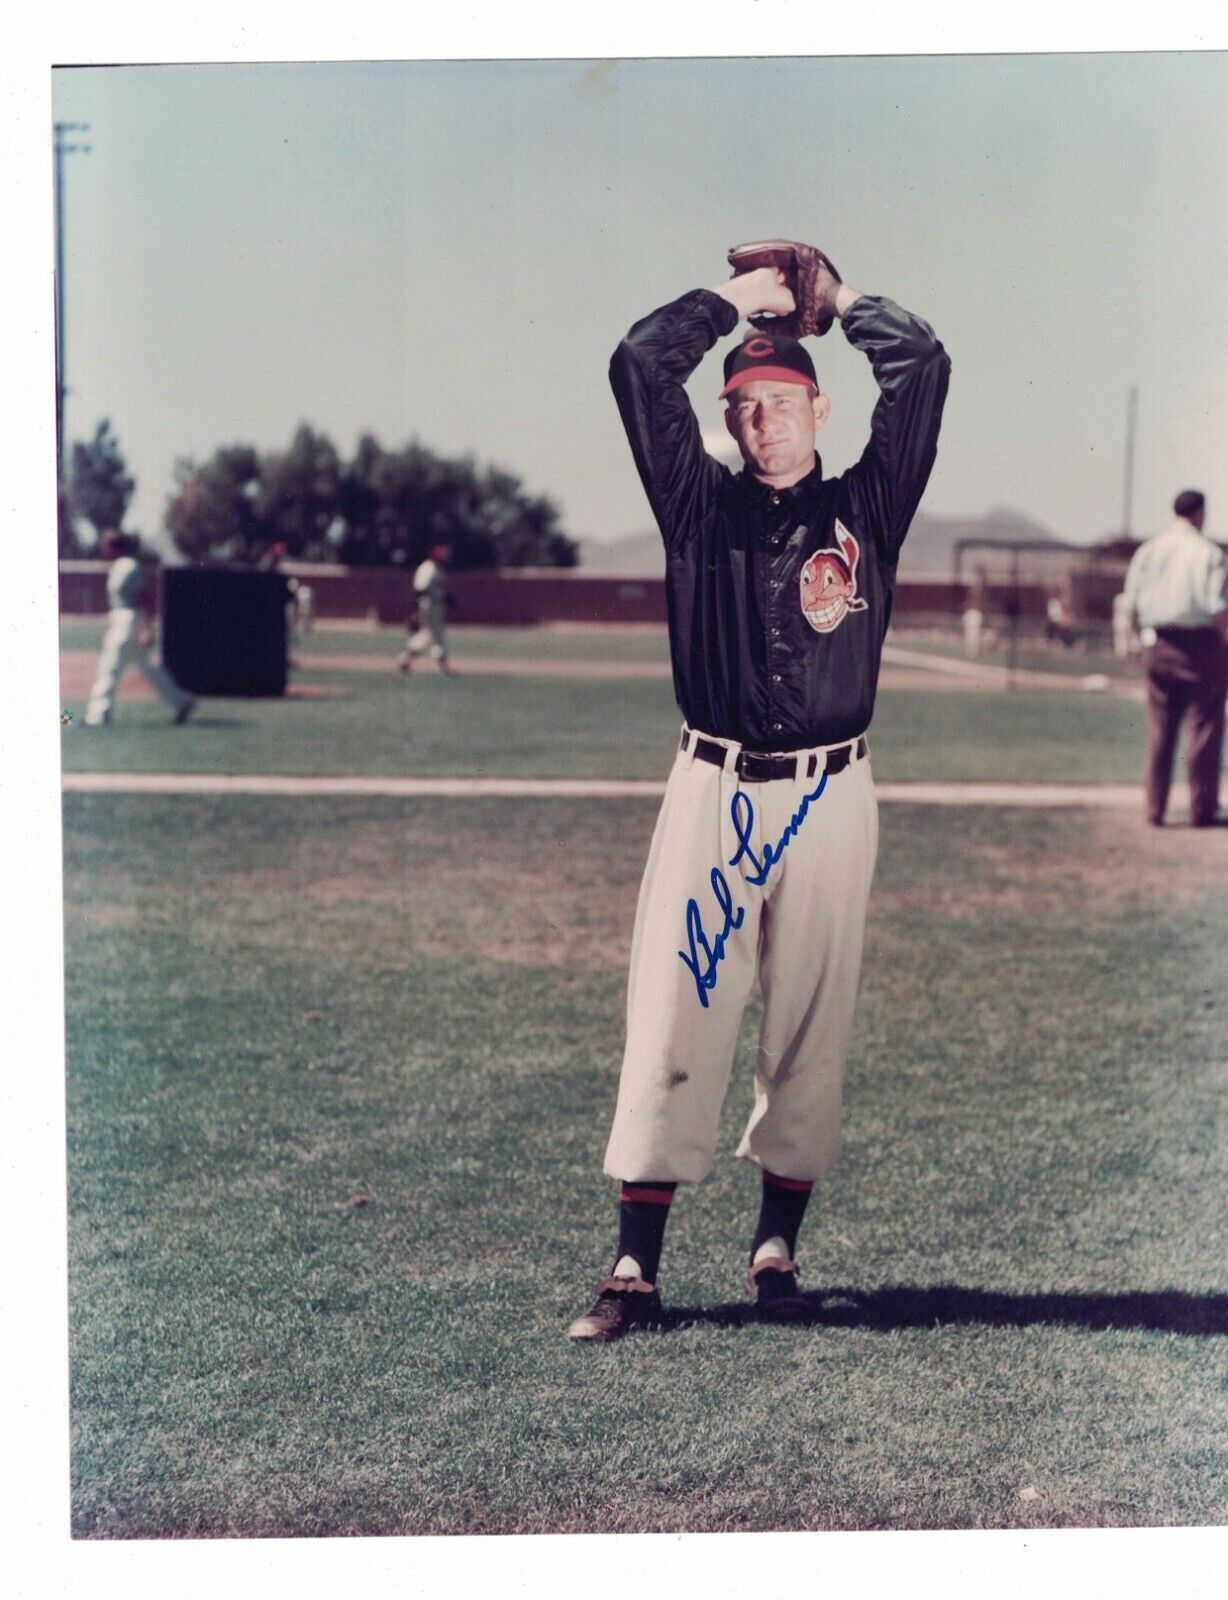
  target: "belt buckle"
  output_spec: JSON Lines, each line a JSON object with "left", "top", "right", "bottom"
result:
{"left": 739, "top": 750, "right": 789, "bottom": 783}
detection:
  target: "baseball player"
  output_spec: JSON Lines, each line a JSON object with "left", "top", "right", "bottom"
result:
{"left": 1122, "top": 490, "right": 1228, "bottom": 826}
{"left": 84, "top": 531, "right": 195, "bottom": 727}
{"left": 962, "top": 601, "right": 984, "bottom": 658}
{"left": 1111, "top": 589, "right": 1134, "bottom": 661}
{"left": 568, "top": 241, "right": 950, "bottom": 1341}
{"left": 258, "top": 541, "right": 305, "bottom": 668}
{"left": 397, "top": 543, "right": 454, "bottom": 674}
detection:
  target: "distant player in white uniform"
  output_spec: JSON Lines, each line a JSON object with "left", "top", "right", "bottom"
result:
{"left": 84, "top": 532, "right": 196, "bottom": 727}
{"left": 1111, "top": 590, "right": 1134, "bottom": 660}
{"left": 397, "top": 542, "right": 454, "bottom": 674}
{"left": 962, "top": 569, "right": 988, "bottom": 657}
{"left": 962, "top": 601, "right": 984, "bottom": 657}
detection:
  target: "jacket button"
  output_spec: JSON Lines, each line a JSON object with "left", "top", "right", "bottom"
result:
{"left": 772, "top": 674, "right": 782, "bottom": 683}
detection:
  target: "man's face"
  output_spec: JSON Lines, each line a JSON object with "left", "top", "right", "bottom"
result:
{"left": 724, "top": 381, "right": 830, "bottom": 488}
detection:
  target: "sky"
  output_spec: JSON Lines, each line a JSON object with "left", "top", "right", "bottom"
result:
{"left": 50, "top": 50, "right": 1228, "bottom": 555}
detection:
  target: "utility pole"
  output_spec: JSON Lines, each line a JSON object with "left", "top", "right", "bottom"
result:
{"left": 1007, "top": 543, "right": 1020, "bottom": 692}
{"left": 1121, "top": 384, "right": 1138, "bottom": 539}
{"left": 53, "top": 120, "right": 91, "bottom": 550}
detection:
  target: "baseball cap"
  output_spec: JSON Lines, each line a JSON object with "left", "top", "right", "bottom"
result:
{"left": 719, "top": 332, "right": 818, "bottom": 399}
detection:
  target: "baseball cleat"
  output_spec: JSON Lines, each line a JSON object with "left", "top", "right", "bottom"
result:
{"left": 567, "top": 1274, "right": 663, "bottom": 1343}
{"left": 745, "top": 1257, "right": 810, "bottom": 1323}
{"left": 173, "top": 697, "right": 197, "bottom": 725}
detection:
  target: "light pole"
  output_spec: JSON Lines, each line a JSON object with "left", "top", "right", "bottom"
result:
{"left": 1121, "top": 384, "right": 1138, "bottom": 539}
{"left": 53, "top": 120, "right": 91, "bottom": 549}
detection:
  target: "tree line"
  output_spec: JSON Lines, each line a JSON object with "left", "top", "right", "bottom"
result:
{"left": 64, "top": 420, "right": 578, "bottom": 570}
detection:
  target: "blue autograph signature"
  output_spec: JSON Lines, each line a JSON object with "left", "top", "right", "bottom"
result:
{"left": 677, "top": 774, "right": 828, "bottom": 1008}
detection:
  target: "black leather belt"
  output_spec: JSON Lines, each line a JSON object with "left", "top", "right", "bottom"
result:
{"left": 680, "top": 729, "right": 868, "bottom": 782}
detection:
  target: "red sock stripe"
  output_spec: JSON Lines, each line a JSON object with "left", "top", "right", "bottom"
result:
{"left": 762, "top": 1170, "right": 813, "bottom": 1194}
{"left": 620, "top": 1183, "right": 676, "bottom": 1206}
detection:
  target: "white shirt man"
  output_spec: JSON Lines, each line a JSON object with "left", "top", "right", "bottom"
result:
{"left": 1121, "top": 492, "right": 1228, "bottom": 826}
{"left": 1124, "top": 510, "right": 1228, "bottom": 645}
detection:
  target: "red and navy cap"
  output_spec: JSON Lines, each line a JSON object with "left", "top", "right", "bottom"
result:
{"left": 719, "top": 333, "right": 818, "bottom": 399}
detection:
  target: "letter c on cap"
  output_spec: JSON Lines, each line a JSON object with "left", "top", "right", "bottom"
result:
{"left": 743, "top": 337, "right": 775, "bottom": 358}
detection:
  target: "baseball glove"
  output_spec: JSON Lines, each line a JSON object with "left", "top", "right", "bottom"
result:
{"left": 726, "top": 239, "right": 842, "bottom": 338}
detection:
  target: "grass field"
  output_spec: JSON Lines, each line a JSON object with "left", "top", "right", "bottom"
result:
{"left": 58, "top": 677, "right": 1156, "bottom": 784}
{"left": 63, "top": 797, "right": 1228, "bottom": 1537}
{"left": 59, "top": 621, "right": 1157, "bottom": 783}
{"left": 887, "top": 625, "right": 1133, "bottom": 681}
{"left": 57, "top": 617, "right": 676, "bottom": 664}
{"left": 56, "top": 615, "right": 1129, "bottom": 674}
{"left": 58, "top": 620, "right": 1228, "bottom": 1538}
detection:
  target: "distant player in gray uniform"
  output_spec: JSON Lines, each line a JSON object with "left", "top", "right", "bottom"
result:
{"left": 258, "top": 541, "right": 303, "bottom": 667}
{"left": 84, "top": 532, "right": 195, "bottom": 727}
{"left": 1123, "top": 489, "right": 1228, "bottom": 826}
{"left": 397, "top": 542, "right": 454, "bottom": 674}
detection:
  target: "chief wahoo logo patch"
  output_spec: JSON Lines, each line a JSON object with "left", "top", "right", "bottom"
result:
{"left": 799, "top": 521, "right": 869, "bottom": 634}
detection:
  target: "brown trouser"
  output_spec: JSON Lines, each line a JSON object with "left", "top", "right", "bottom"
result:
{"left": 1143, "top": 628, "right": 1228, "bottom": 825}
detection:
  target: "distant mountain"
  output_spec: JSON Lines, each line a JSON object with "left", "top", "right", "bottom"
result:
{"left": 576, "top": 530, "right": 667, "bottom": 575}
{"left": 896, "top": 507, "right": 1076, "bottom": 575}
{"left": 578, "top": 506, "right": 1076, "bottom": 578}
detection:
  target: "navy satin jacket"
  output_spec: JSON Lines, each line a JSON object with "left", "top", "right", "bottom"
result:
{"left": 609, "top": 288, "right": 950, "bottom": 750}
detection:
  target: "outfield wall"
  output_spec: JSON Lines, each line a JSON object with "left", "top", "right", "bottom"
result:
{"left": 58, "top": 561, "right": 1058, "bottom": 626}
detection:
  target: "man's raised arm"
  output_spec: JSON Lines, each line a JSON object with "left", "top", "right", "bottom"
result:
{"left": 608, "top": 268, "right": 790, "bottom": 551}
{"left": 839, "top": 291, "right": 951, "bottom": 565}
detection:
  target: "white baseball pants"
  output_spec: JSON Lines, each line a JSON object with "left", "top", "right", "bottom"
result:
{"left": 404, "top": 602, "right": 447, "bottom": 664}
{"left": 84, "top": 610, "right": 194, "bottom": 725}
{"left": 604, "top": 728, "right": 878, "bottom": 1185}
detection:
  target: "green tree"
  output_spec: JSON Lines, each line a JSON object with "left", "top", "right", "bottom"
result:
{"left": 68, "top": 419, "right": 135, "bottom": 550}
{"left": 475, "top": 469, "right": 577, "bottom": 569}
{"left": 164, "top": 427, "right": 578, "bottom": 570}
{"left": 335, "top": 438, "right": 575, "bottom": 570}
{"left": 254, "top": 424, "right": 342, "bottom": 559}
{"left": 164, "top": 445, "right": 266, "bottom": 563}
{"left": 334, "top": 439, "right": 486, "bottom": 567}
